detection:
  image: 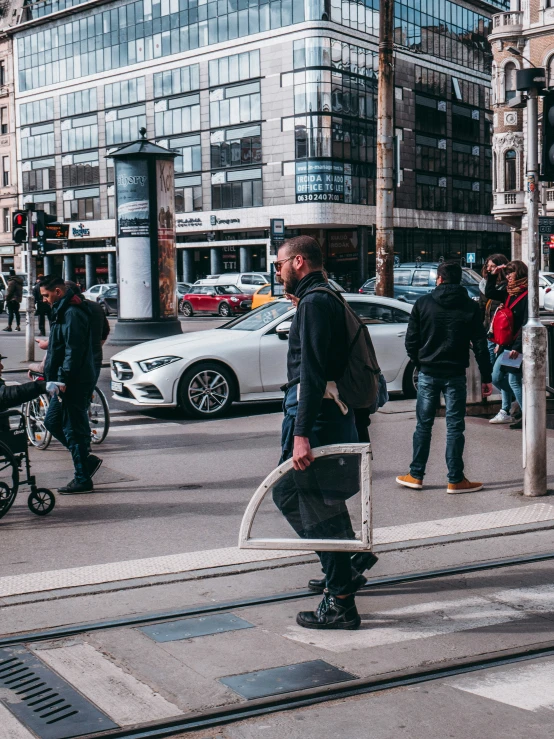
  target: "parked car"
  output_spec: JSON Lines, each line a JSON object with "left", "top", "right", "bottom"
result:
{"left": 359, "top": 263, "right": 481, "bottom": 303}
{"left": 193, "top": 272, "right": 271, "bottom": 294}
{"left": 251, "top": 278, "right": 345, "bottom": 310}
{"left": 539, "top": 272, "right": 554, "bottom": 310}
{"left": 82, "top": 283, "right": 116, "bottom": 302}
{"left": 98, "top": 286, "right": 118, "bottom": 315}
{"left": 180, "top": 285, "right": 252, "bottom": 317}
{"left": 110, "top": 295, "right": 416, "bottom": 418}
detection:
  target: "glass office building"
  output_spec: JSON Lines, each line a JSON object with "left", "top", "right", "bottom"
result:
{"left": 12, "top": 0, "right": 510, "bottom": 288}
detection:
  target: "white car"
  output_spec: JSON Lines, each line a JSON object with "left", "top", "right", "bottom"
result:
{"left": 111, "top": 295, "right": 415, "bottom": 418}
{"left": 541, "top": 273, "right": 554, "bottom": 311}
{"left": 82, "top": 283, "right": 117, "bottom": 302}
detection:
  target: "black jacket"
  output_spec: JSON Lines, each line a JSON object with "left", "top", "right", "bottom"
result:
{"left": 484, "top": 273, "right": 528, "bottom": 353}
{"left": 287, "top": 271, "right": 348, "bottom": 437}
{"left": 0, "top": 378, "right": 46, "bottom": 412}
{"left": 43, "top": 289, "right": 96, "bottom": 386}
{"left": 405, "top": 284, "right": 492, "bottom": 383}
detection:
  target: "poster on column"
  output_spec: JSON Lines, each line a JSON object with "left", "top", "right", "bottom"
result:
{"left": 115, "top": 158, "right": 153, "bottom": 319}
{"left": 156, "top": 158, "right": 177, "bottom": 319}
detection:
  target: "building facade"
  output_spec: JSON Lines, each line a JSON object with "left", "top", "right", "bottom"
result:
{"left": 489, "top": 0, "right": 554, "bottom": 266}
{"left": 10, "top": 0, "right": 510, "bottom": 290}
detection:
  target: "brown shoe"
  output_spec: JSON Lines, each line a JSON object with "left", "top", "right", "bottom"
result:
{"left": 396, "top": 474, "right": 423, "bottom": 490}
{"left": 447, "top": 478, "right": 483, "bottom": 494}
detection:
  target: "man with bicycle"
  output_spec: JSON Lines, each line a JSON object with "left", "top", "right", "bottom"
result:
{"left": 40, "top": 276, "right": 101, "bottom": 494}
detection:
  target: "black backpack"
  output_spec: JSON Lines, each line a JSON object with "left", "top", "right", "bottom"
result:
{"left": 308, "top": 288, "right": 381, "bottom": 410}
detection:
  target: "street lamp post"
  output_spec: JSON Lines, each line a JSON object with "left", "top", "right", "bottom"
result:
{"left": 516, "top": 67, "right": 548, "bottom": 497}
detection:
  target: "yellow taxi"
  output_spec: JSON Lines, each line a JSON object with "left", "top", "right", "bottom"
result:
{"left": 251, "top": 283, "right": 276, "bottom": 309}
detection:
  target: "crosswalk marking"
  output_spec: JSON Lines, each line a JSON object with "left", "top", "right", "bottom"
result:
{"left": 33, "top": 642, "right": 182, "bottom": 725}
{"left": 0, "top": 703, "right": 35, "bottom": 739}
{"left": 108, "top": 422, "right": 181, "bottom": 432}
{"left": 283, "top": 594, "right": 528, "bottom": 653}
{"left": 450, "top": 660, "right": 554, "bottom": 712}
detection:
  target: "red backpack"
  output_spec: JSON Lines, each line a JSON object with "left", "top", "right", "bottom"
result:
{"left": 492, "top": 291, "right": 528, "bottom": 346}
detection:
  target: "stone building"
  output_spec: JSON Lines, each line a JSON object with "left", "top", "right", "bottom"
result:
{"left": 9, "top": 0, "right": 510, "bottom": 290}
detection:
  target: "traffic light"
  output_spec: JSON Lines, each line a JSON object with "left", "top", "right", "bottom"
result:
{"left": 12, "top": 210, "right": 27, "bottom": 244}
{"left": 542, "top": 92, "right": 554, "bottom": 181}
{"left": 35, "top": 211, "right": 69, "bottom": 255}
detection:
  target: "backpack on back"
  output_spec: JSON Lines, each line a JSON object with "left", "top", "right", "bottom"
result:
{"left": 492, "top": 291, "right": 527, "bottom": 346}
{"left": 308, "top": 288, "right": 381, "bottom": 410}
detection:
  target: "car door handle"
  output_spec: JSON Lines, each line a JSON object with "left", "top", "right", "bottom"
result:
{"left": 397, "top": 331, "right": 406, "bottom": 337}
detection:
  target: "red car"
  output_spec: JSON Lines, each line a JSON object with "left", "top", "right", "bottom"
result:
{"left": 180, "top": 285, "right": 252, "bottom": 317}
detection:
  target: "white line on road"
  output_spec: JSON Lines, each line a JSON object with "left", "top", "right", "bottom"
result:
{"left": 1, "top": 504, "right": 553, "bottom": 597}
{"left": 33, "top": 643, "right": 182, "bottom": 725}
{"left": 108, "top": 422, "right": 181, "bottom": 432}
{"left": 450, "top": 660, "right": 554, "bottom": 712}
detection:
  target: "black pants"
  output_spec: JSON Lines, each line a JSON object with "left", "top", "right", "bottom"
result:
{"left": 274, "top": 396, "right": 374, "bottom": 596}
{"left": 36, "top": 303, "right": 51, "bottom": 334}
{"left": 44, "top": 384, "right": 94, "bottom": 484}
{"left": 7, "top": 300, "right": 20, "bottom": 329}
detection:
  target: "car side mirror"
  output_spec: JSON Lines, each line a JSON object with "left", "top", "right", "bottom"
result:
{"left": 276, "top": 320, "right": 292, "bottom": 340}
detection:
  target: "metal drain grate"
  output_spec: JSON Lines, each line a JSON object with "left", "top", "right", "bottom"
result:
{"left": 140, "top": 613, "right": 254, "bottom": 642}
{"left": 0, "top": 646, "right": 118, "bottom": 739}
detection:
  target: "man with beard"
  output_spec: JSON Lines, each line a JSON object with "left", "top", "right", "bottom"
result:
{"left": 273, "top": 235, "right": 377, "bottom": 630}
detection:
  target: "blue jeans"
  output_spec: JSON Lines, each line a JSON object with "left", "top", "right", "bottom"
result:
{"left": 489, "top": 342, "right": 513, "bottom": 413}
{"left": 491, "top": 353, "right": 523, "bottom": 411}
{"left": 410, "top": 372, "right": 467, "bottom": 484}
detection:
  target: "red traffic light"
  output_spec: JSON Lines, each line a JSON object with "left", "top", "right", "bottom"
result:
{"left": 14, "top": 213, "right": 25, "bottom": 227}
{"left": 12, "top": 210, "right": 28, "bottom": 244}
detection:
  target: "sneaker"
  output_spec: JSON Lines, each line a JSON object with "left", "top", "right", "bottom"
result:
{"left": 395, "top": 473, "right": 423, "bottom": 490}
{"left": 15, "top": 326, "right": 20, "bottom": 331}
{"left": 489, "top": 409, "right": 513, "bottom": 424}
{"left": 447, "top": 478, "right": 483, "bottom": 494}
{"left": 58, "top": 479, "right": 94, "bottom": 494}
{"left": 296, "top": 592, "right": 361, "bottom": 630}
{"left": 2, "top": 326, "right": 11, "bottom": 332}
{"left": 88, "top": 454, "right": 103, "bottom": 478}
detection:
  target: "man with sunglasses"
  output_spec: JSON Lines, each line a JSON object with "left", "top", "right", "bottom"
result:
{"left": 274, "top": 235, "right": 376, "bottom": 631}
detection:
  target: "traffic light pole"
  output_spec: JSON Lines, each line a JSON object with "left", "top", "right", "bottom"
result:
{"left": 522, "top": 88, "right": 547, "bottom": 496}
{"left": 25, "top": 204, "right": 35, "bottom": 362}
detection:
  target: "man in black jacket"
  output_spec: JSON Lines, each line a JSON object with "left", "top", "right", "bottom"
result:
{"left": 40, "top": 275, "right": 100, "bottom": 494}
{"left": 397, "top": 261, "right": 493, "bottom": 494}
{"left": 273, "top": 235, "right": 375, "bottom": 631}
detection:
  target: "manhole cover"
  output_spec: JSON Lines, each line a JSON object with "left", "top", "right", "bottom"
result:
{"left": 140, "top": 613, "right": 254, "bottom": 642}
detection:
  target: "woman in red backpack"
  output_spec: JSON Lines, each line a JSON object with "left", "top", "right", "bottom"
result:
{"left": 485, "top": 260, "right": 528, "bottom": 429}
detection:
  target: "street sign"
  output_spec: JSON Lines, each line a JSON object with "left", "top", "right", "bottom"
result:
{"left": 466, "top": 252, "right": 475, "bottom": 264}
{"left": 270, "top": 219, "right": 285, "bottom": 240}
{"left": 539, "top": 217, "right": 554, "bottom": 235}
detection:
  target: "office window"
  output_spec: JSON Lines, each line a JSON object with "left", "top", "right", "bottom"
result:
{"left": 0, "top": 107, "right": 7, "bottom": 134}
{"left": 61, "top": 115, "right": 98, "bottom": 153}
{"left": 105, "top": 105, "right": 147, "bottom": 145}
{"left": 20, "top": 98, "right": 54, "bottom": 126}
{"left": 452, "top": 105, "right": 480, "bottom": 142}
{"left": 505, "top": 62, "right": 517, "bottom": 103}
{"left": 415, "top": 66, "right": 448, "bottom": 98}
{"left": 175, "top": 175, "right": 203, "bottom": 212}
{"left": 154, "top": 94, "right": 200, "bottom": 137}
{"left": 452, "top": 141, "right": 480, "bottom": 178}
{"left": 105, "top": 77, "right": 146, "bottom": 108}
{"left": 452, "top": 179, "right": 480, "bottom": 214}
{"left": 415, "top": 95, "right": 446, "bottom": 136}
{"left": 154, "top": 63, "right": 200, "bottom": 98}
{"left": 29, "top": 199, "right": 57, "bottom": 217}
{"left": 209, "top": 51, "right": 260, "bottom": 86}
{"left": 210, "top": 82, "right": 261, "bottom": 128}
{"left": 2, "top": 156, "right": 10, "bottom": 187}
{"left": 63, "top": 187, "right": 101, "bottom": 221}
{"left": 2, "top": 208, "right": 8, "bottom": 232}
{"left": 62, "top": 152, "right": 100, "bottom": 187}
{"left": 0, "top": 61, "right": 5, "bottom": 87}
{"left": 415, "top": 135, "right": 447, "bottom": 173}
{"left": 22, "top": 157, "right": 56, "bottom": 192}
{"left": 60, "top": 88, "right": 97, "bottom": 117}
{"left": 416, "top": 174, "right": 447, "bottom": 211}
{"left": 210, "top": 125, "right": 262, "bottom": 169}
{"left": 505, "top": 150, "right": 517, "bottom": 191}
{"left": 156, "top": 135, "right": 201, "bottom": 174}
{"left": 21, "top": 123, "right": 54, "bottom": 158}
{"left": 212, "top": 168, "right": 262, "bottom": 209}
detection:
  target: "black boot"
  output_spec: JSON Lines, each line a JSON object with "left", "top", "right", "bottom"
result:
{"left": 297, "top": 592, "right": 361, "bottom": 630}
{"left": 58, "top": 478, "right": 94, "bottom": 494}
{"left": 308, "top": 553, "right": 379, "bottom": 593}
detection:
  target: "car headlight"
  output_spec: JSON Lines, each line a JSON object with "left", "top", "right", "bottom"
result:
{"left": 230, "top": 297, "right": 239, "bottom": 302}
{"left": 138, "top": 356, "right": 181, "bottom": 373}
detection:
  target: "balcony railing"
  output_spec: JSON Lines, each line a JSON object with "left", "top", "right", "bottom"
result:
{"left": 492, "top": 190, "right": 525, "bottom": 214}
{"left": 493, "top": 11, "right": 523, "bottom": 28}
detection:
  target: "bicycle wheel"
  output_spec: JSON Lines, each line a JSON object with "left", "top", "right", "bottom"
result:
{"left": 0, "top": 441, "right": 19, "bottom": 520}
{"left": 24, "top": 395, "right": 52, "bottom": 450}
{"left": 89, "top": 386, "right": 110, "bottom": 445}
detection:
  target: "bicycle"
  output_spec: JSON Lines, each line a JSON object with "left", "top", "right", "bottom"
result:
{"left": 24, "top": 378, "right": 110, "bottom": 450}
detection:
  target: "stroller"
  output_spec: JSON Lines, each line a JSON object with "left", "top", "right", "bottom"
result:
{"left": 0, "top": 409, "right": 55, "bottom": 519}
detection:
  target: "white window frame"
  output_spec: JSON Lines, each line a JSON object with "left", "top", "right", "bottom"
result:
{"left": 239, "top": 443, "right": 372, "bottom": 553}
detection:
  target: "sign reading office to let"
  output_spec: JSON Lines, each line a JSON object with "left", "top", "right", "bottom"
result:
{"left": 295, "top": 161, "right": 350, "bottom": 203}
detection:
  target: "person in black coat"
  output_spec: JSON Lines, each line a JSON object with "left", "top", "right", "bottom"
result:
{"left": 33, "top": 274, "right": 51, "bottom": 337}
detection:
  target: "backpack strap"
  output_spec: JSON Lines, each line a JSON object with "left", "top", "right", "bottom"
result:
{"left": 505, "top": 290, "right": 528, "bottom": 310}
{"left": 304, "top": 286, "right": 346, "bottom": 305}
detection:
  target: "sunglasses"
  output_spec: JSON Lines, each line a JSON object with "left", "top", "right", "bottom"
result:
{"left": 274, "top": 255, "right": 299, "bottom": 271}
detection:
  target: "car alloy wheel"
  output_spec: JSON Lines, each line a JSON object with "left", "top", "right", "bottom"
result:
{"left": 402, "top": 361, "right": 418, "bottom": 398}
{"left": 218, "top": 302, "right": 231, "bottom": 317}
{"left": 182, "top": 301, "right": 193, "bottom": 317}
{"left": 179, "top": 362, "right": 234, "bottom": 418}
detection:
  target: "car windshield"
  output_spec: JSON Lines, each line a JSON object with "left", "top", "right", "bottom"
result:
{"left": 105, "top": 288, "right": 118, "bottom": 297}
{"left": 222, "top": 301, "right": 293, "bottom": 331}
{"left": 461, "top": 269, "right": 481, "bottom": 284}
{"left": 216, "top": 285, "right": 241, "bottom": 294}
{"left": 542, "top": 274, "right": 554, "bottom": 284}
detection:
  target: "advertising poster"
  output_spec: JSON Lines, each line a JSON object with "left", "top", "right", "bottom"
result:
{"left": 115, "top": 158, "right": 152, "bottom": 319}
{"left": 295, "top": 160, "right": 345, "bottom": 203}
{"left": 156, "top": 158, "right": 177, "bottom": 319}
{"left": 116, "top": 159, "right": 150, "bottom": 238}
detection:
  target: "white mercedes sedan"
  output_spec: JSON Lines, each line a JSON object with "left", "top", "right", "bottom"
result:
{"left": 110, "top": 295, "right": 415, "bottom": 419}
